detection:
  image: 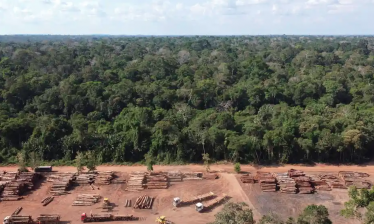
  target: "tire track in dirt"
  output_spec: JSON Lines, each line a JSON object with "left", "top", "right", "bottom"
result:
{"left": 220, "top": 173, "right": 261, "bottom": 219}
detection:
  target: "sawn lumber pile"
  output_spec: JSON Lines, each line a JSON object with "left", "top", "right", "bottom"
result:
{"left": 49, "top": 172, "right": 75, "bottom": 196}
{"left": 339, "top": 171, "right": 371, "bottom": 189}
{"left": 36, "top": 214, "right": 60, "bottom": 222}
{"left": 256, "top": 172, "right": 276, "bottom": 192}
{"left": 274, "top": 173, "right": 296, "bottom": 194}
{"left": 72, "top": 194, "right": 101, "bottom": 206}
{"left": 126, "top": 172, "right": 146, "bottom": 191}
{"left": 294, "top": 176, "right": 314, "bottom": 194}
{"left": 183, "top": 172, "right": 203, "bottom": 180}
{"left": 0, "top": 172, "right": 18, "bottom": 181}
{"left": 12, "top": 207, "right": 22, "bottom": 215}
{"left": 167, "top": 171, "right": 183, "bottom": 182}
{"left": 288, "top": 169, "right": 305, "bottom": 178}
{"left": 145, "top": 174, "right": 168, "bottom": 189}
{"left": 240, "top": 174, "right": 255, "bottom": 183}
{"left": 95, "top": 171, "right": 115, "bottom": 185}
{"left": 133, "top": 195, "right": 154, "bottom": 209}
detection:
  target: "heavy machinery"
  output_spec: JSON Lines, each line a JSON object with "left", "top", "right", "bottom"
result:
{"left": 80, "top": 213, "right": 138, "bottom": 222}
{"left": 3, "top": 214, "right": 60, "bottom": 224}
{"left": 195, "top": 194, "right": 227, "bottom": 212}
{"left": 100, "top": 198, "right": 113, "bottom": 211}
{"left": 155, "top": 216, "right": 173, "bottom": 224}
{"left": 173, "top": 192, "right": 215, "bottom": 207}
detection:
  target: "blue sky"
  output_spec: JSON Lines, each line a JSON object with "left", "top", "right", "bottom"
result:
{"left": 0, "top": 0, "right": 373, "bottom": 35}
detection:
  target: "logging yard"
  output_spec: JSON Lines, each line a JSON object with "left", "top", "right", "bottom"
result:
{"left": 1, "top": 164, "right": 374, "bottom": 224}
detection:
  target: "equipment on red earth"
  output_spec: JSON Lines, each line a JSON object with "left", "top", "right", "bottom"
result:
{"left": 195, "top": 194, "right": 227, "bottom": 212}
{"left": 173, "top": 192, "right": 215, "bottom": 207}
{"left": 36, "top": 214, "right": 60, "bottom": 224}
{"left": 155, "top": 216, "right": 174, "bottom": 224}
{"left": 80, "top": 213, "right": 138, "bottom": 222}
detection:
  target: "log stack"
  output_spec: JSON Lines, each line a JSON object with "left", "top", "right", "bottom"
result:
{"left": 183, "top": 172, "right": 203, "bottom": 180}
{"left": 49, "top": 173, "right": 75, "bottom": 196}
{"left": 294, "top": 176, "right": 314, "bottom": 194}
{"left": 146, "top": 174, "right": 168, "bottom": 189}
{"left": 0, "top": 181, "right": 27, "bottom": 201}
{"left": 308, "top": 176, "right": 331, "bottom": 191}
{"left": 95, "top": 171, "right": 115, "bottom": 185}
{"left": 41, "top": 196, "right": 54, "bottom": 206}
{"left": 18, "top": 172, "right": 38, "bottom": 190}
{"left": 75, "top": 173, "right": 96, "bottom": 185}
{"left": 1, "top": 172, "right": 18, "bottom": 181}
{"left": 167, "top": 171, "right": 183, "bottom": 182}
{"left": 133, "top": 195, "right": 154, "bottom": 209}
{"left": 240, "top": 174, "right": 255, "bottom": 183}
{"left": 288, "top": 169, "right": 305, "bottom": 178}
{"left": 72, "top": 194, "right": 101, "bottom": 206}
{"left": 274, "top": 173, "right": 296, "bottom": 194}
{"left": 339, "top": 171, "right": 371, "bottom": 189}
{"left": 126, "top": 172, "right": 146, "bottom": 192}
{"left": 256, "top": 172, "right": 276, "bottom": 192}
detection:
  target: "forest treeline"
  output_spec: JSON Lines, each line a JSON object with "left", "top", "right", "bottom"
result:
{"left": 1, "top": 35, "right": 374, "bottom": 164}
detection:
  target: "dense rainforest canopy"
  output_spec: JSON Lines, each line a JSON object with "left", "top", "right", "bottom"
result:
{"left": 0, "top": 35, "right": 374, "bottom": 165}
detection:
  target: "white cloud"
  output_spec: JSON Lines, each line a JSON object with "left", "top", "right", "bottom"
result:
{"left": 0, "top": 0, "right": 373, "bottom": 34}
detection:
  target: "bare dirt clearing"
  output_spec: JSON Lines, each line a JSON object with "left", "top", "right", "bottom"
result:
{"left": 1, "top": 164, "right": 374, "bottom": 224}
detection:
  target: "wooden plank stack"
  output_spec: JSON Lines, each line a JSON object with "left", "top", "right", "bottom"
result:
{"left": 133, "top": 195, "right": 154, "bottom": 209}
{"left": 339, "top": 171, "right": 371, "bottom": 189}
{"left": 294, "top": 176, "right": 314, "bottom": 194}
{"left": 274, "top": 173, "right": 296, "bottom": 194}
{"left": 256, "top": 172, "right": 276, "bottom": 192}
{"left": 288, "top": 169, "right": 305, "bottom": 178}
{"left": 308, "top": 176, "right": 331, "bottom": 191}
{"left": 72, "top": 194, "right": 101, "bottom": 206}
{"left": 95, "top": 171, "right": 115, "bottom": 185}
{"left": 75, "top": 173, "right": 96, "bottom": 185}
{"left": 126, "top": 172, "right": 146, "bottom": 192}
{"left": 1, "top": 172, "right": 18, "bottom": 181}
{"left": 146, "top": 174, "right": 168, "bottom": 189}
{"left": 183, "top": 172, "right": 203, "bottom": 180}
{"left": 167, "top": 171, "right": 183, "bottom": 182}
{"left": 240, "top": 174, "right": 255, "bottom": 183}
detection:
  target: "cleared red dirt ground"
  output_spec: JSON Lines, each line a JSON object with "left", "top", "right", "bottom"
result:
{"left": 1, "top": 164, "right": 374, "bottom": 224}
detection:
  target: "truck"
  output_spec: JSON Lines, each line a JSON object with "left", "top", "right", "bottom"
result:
{"left": 195, "top": 194, "right": 227, "bottom": 212}
{"left": 173, "top": 192, "right": 215, "bottom": 207}
{"left": 80, "top": 213, "right": 138, "bottom": 222}
{"left": 3, "top": 214, "right": 60, "bottom": 224}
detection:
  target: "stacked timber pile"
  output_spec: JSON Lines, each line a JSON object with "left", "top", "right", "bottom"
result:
{"left": 72, "top": 194, "right": 101, "bottom": 206}
{"left": 126, "top": 172, "right": 146, "bottom": 191}
{"left": 256, "top": 172, "right": 276, "bottom": 192}
{"left": 240, "top": 174, "right": 255, "bottom": 183}
{"left": 36, "top": 214, "right": 60, "bottom": 223}
{"left": 339, "top": 171, "right": 371, "bottom": 189}
{"left": 308, "top": 175, "right": 331, "bottom": 191}
{"left": 1, "top": 181, "right": 27, "bottom": 201}
{"left": 49, "top": 173, "right": 75, "bottom": 196}
{"left": 9, "top": 216, "right": 32, "bottom": 223}
{"left": 18, "top": 172, "right": 38, "bottom": 190}
{"left": 12, "top": 207, "right": 22, "bottom": 215}
{"left": 274, "top": 173, "right": 296, "bottom": 194}
{"left": 75, "top": 173, "right": 96, "bottom": 185}
{"left": 133, "top": 195, "right": 154, "bottom": 209}
{"left": 41, "top": 196, "right": 54, "bottom": 206}
{"left": 183, "top": 172, "right": 203, "bottom": 180}
{"left": 288, "top": 169, "right": 305, "bottom": 178}
{"left": 167, "top": 171, "right": 183, "bottom": 182}
{"left": 146, "top": 174, "right": 168, "bottom": 189}
{"left": 1, "top": 172, "right": 18, "bottom": 181}
{"left": 294, "top": 176, "right": 314, "bottom": 194}
{"left": 95, "top": 171, "right": 115, "bottom": 185}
